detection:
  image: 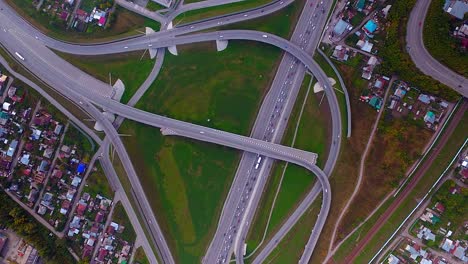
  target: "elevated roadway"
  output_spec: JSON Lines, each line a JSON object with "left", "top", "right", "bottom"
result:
{"left": 0, "top": 1, "right": 343, "bottom": 262}
{"left": 0, "top": 13, "right": 337, "bottom": 264}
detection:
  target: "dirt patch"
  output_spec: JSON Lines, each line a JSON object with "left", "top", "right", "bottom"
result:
{"left": 336, "top": 117, "right": 432, "bottom": 240}
{"left": 309, "top": 63, "right": 376, "bottom": 263}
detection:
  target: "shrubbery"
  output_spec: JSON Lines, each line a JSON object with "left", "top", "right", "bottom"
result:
{"left": 378, "top": 0, "right": 460, "bottom": 101}
{"left": 423, "top": 0, "right": 468, "bottom": 78}
{"left": 0, "top": 191, "right": 76, "bottom": 263}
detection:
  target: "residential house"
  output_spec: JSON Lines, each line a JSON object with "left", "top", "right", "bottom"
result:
{"left": 333, "top": 19, "right": 350, "bottom": 36}
{"left": 420, "top": 208, "right": 441, "bottom": 224}
{"left": 363, "top": 19, "right": 378, "bottom": 37}
{"left": 443, "top": 0, "right": 468, "bottom": 19}
{"left": 417, "top": 226, "right": 436, "bottom": 241}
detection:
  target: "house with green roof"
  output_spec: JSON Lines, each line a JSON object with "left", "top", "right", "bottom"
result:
{"left": 356, "top": 0, "right": 366, "bottom": 11}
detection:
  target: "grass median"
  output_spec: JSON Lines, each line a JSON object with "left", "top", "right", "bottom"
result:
{"left": 114, "top": 41, "right": 284, "bottom": 263}
{"left": 245, "top": 74, "right": 329, "bottom": 256}
{"left": 54, "top": 51, "right": 155, "bottom": 104}
{"left": 174, "top": 0, "right": 273, "bottom": 24}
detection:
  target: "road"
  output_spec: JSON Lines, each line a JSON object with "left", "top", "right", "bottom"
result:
{"left": 230, "top": 1, "right": 339, "bottom": 264}
{"left": 406, "top": 0, "right": 468, "bottom": 97}
{"left": 317, "top": 48, "right": 351, "bottom": 138}
{"left": 343, "top": 100, "right": 467, "bottom": 263}
{"left": 0, "top": 41, "right": 165, "bottom": 264}
{"left": 0, "top": 15, "right": 333, "bottom": 264}
{"left": 204, "top": 0, "right": 333, "bottom": 261}
{"left": 0, "top": 2, "right": 342, "bottom": 263}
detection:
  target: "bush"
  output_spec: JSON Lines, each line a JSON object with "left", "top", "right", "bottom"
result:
{"left": 378, "top": 0, "right": 460, "bottom": 101}
{"left": 423, "top": 0, "right": 468, "bottom": 77}
{"left": 0, "top": 191, "right": 76, "bottom": 263}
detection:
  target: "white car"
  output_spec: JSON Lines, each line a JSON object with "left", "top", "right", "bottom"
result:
{"left": 262, "top": 34, "right": 268, "bottom": 38}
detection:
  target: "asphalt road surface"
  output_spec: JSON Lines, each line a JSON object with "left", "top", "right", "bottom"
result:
{"left": 0, "top": 1, "right": 343, "bottom": 263}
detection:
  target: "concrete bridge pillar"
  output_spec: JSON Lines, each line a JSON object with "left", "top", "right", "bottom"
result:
{"left": 216, "top": 40, "right": 229, "bottom": 51}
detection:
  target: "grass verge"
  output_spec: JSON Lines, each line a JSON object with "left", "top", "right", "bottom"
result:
{"left": 175, "top": 0, "right": 273, "bottom": 24}
{"left": 134, "top": 246, "right": 150, "bottom": 264}
{"left": 220, "top": 0, "right": 306, "bottom": 39}
{"left": 263, "top": 196, "right": 322, "bottom": 263}
{"left": 54, "top": 51, "right": 155, "bottom": 104}
{"left": 82, "top": 160, "right": 114, "bottom": 198}
{"left": 112, "top": 201, "right": 137, "bottom": 243}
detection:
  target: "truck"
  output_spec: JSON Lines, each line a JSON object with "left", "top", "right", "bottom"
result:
{"left": 15, "top": 52, "right": 25, "bottom": 61}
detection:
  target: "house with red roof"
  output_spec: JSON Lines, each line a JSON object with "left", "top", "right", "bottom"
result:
{"left": 97, "top": 248, "right": 108, "bottom": 262}
{"left": 76, "top": 202, "right": 87, "bottom": 216}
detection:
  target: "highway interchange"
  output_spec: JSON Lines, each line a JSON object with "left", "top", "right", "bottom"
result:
{"left": 0, "top": 0, "right": 340, "bottom": 263}
{"left": 0, "top": 0, "right": 463, "bottom": 263}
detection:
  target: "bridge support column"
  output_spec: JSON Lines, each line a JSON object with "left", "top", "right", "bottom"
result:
{"left": 168, "top": 45, "right": 178, "bottom": 55}
{"left": 165, "top": 21, "right": 178, "bottom": 55}
{"left": 216, "top": 40, "right": 229, "bottom": 51}
{"left": 160, "top": 127, "right": 178, "bottom": 136}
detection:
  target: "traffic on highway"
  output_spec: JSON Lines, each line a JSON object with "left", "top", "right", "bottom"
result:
{"left": 0, "top": 0, "right": 341, "bottom": 263}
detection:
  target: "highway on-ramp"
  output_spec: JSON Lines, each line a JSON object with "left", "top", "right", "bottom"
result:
{"left": 0, "top": 1, "right": 343, "bottom": 263}
{"left": 0, "top": 12, "right": 338, "bottom": 264}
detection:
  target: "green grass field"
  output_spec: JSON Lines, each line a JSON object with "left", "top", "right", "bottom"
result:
{"left": 54, "top": 51, "right": 155, "bottom": 104}
{"left": 133, "top": 42, "right": 281, "bottom": 135}
{"left": 112, "top": 201, "right": 137, "bottom": 243}
{"left": 245, "top": 74, "right": 330, "bottom": 256}
{"left": 116, "top": 41, "right": 283, "bottom": 262}
{"left": 82, "top": 161, "right": 114, "bottom": 198}
{"left": 134, "top": 247, "right": 150, "bottom": 264}
{"left": 221, "top": 0, "right": 306, "bottom": 39}
{"left": 263, "top": 197, "right": 322, "bottom": 263}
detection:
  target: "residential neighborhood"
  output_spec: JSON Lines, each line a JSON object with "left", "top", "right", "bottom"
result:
{"left": 0, "top": 69, "right": 136, "bottom": 263}
{"left": 33, "top": 0, "right": 115, "bottom": 32}
{"left": 382, "top": 169, "right": 468, "bottom": 264}
{"left": 0, "top": 0, "right": 466, "bottom": 263}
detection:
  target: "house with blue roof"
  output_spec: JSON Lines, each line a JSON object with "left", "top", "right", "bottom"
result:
{"left": 333, "top": 19, "right": 350, "bottom": 36}
{"left": 6, "top": 140, "right": 18, "bottom": 158}
{"left": 77, "top": 162, "right": 86, "bottom": 174}
{"left": 363, "top": 19, "right": 378, "bottom": 36}
{"left": 444, "top": 0, "right": 468, "bottom": 20}
{"left": 356, "top": 0, "right": 366, "bottom": 11}
{"left": 369, "top": 96, "right": 382, "bottom": 110}
{"left": 418, "top": 94, "right": 431, "bottom": 104}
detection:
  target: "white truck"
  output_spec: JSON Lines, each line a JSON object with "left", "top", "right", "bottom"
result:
{"left": 15, "top": 52, "right": 25, "bottom": 61}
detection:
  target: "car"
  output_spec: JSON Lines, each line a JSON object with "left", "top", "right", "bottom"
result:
{"left": 190, "top": 26, "right": 195, "bottom": 29}
{"left": 262, "top": 34, "right": 268, "bottom": 38}
{"left": 148, "top": 44, "right": 153, "bottom": 47}
{"left": 243, "top": 14, "right": 248, "bottom": 17}
{"left": 124, "top": 46, "right": 128, "bottom": 49}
